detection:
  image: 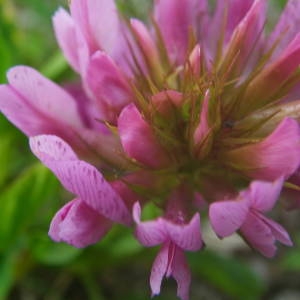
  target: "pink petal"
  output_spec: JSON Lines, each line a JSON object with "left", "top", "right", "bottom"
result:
{"left": 248, "top": 177, "right": 284, "bottom": 212}
{"left": 242, "top": 33, "right": 300, "bottom": 111}
{"left": 150, "top": 242, "right": 191, "bottom": 300}
{"left": 7, "top": 66, "right": 84, "bottom": 129}
{"left": 209, "top": 195, "right": 250, "bottom": 237}
{"left": 259, "top": 214, "right": 293, "bottom": 246}
{"left": 86, "top": 51, "right": 132, "bottom": 123}
{"left": 49, "top": 198, "right": 112, "bottom": 248}
{"left": 206, "top": 0, "right": 255, "bottom": 55}
{"left": 222, "top": 118, "right": 300, "bottom": 180}
{"left": 133, "top": 202, "right": 166, "bottom": 246}
{"left": 267, "top": 0, "right": 300, "bottom": 58}
{"left": 219, "top": 0, "right": 267, "bottom": 76}
{"left": 130, "top": 19, "right": 159, "bottom": 66}
{"left": 30, "top": 135, "right": 131, "bottom": 225}
{"left": 150, "top": 242, "right": 169, "bottom": 297}
{"left": 53, "top": 8, "right": 80, "bottom": 72}
{"left": 171, "top": 247, "right": 191, "bottom": 300}
{"left": 30, "top": 135, "right": 78, "bottom": 162}
{"left": 164, "top": 213, "right": 202, "bottom": 251}
{"left": 240, "top": 211, "right": 277, "bottom": 257}
{"left": 0, "top": 85, "right": 51, "bottom": 136}
{"left": 154, "top": 0, "right": 207, "bottom": 63}
{"left": 118, "top": 104, "right": 170, "bottom": 168}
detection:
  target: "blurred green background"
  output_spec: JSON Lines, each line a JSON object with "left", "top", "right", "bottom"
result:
{"left": 1, "top": 0, "right": 300, "bottom": 299}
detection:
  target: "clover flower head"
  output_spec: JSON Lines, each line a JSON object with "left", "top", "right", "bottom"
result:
{"left": 1, "top": 0, "right": 300, "bottom": 299}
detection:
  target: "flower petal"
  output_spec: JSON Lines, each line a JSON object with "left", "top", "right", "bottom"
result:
{"left": 154, "top": 0, "right": 207, "bottom": 63}
{"left": 164, "top": 213, "right": 202, "bottom": 251}
{"left": 259, "top": 214, "right": 293, "bottom": 246}
{"left": 133, "top": 202, "right": 166, "bottom": 246}
{"left": 7, "top": 66, "right": 84, "bottom": 129}
{"left": 222, "top": 118, "right": 300, "bottom": 181}
{"left": 53, "top": 8, "right": 80, "bottom": 72}
{"left": 268, "top": 0, "right": 300, "bottom": 58}
{"left": 49, "top": 198, "right": 112, "bottom": 248}
{"left": 118, "top": 104, "right": 170, "bottom": 168}
{"left": 30, "top": 135, "right": 131, "bottom": 225}
{"left": 86, "top": 51, "right": 132, "bottom": 123}
{"left": 150, "top": 242, "right": 169, "bottom": 297}
{"left": 171, "top": 247, "right": 191, "bottom": 300}
{"left": 240, "top": 211, "right": 277, "bottom": 257}
{"left": 209, "top": 195, "right": 250, "bottom": 237}
{"left": 248, "top": 178, "right": 284, "bottom": 212}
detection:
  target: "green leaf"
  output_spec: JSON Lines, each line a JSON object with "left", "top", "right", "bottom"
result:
{"left": 0, "top": 164, "right": 60, "bottom": 249}
{"left": 189, "top": 250, "right": 265, "bottom": 300}
{"left": 31, "top": 234, "right": 82, "bottom": 266}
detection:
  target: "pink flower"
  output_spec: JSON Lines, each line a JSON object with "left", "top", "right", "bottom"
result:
{"left": 209, "top": 178, "right": 293, "bottom": 257}
{"left": 1, "top": 0, "right": 300, "bottom": 299}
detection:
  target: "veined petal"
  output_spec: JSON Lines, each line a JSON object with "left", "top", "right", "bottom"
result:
{"left": 164, "top": 213, "right": 202, "bottom": 251}
{"left": 30, "top": 135, "right": 78, "bottom": 162}
{"left": 49, "top": 198, "right": 112, "bottom": 248}
{"left": 133, "top": 202, "right": 166, "bottom": 246}
{"left": 222, "top": 118, "right": 300, "bottom": 181}
{"left": 7, "top": 66, "right": 84, "bottom": 129}
{"left": 118, "top": 104, "right": 170, "bottom": 168}
{"left": 0, "top": 85, "right": 52, "bottom": 136}
{"left": 53, "top": 8, "right": 80, "bottom": 72}
{"left": 86, "top": 51, "right": 132, "bottom": 123}
{"left": 171, "top": 247, "right": 191, "bottom": 300}
{"left": 150, "top": 242, "right": 169, "bottom": 297}
{"left": 209, "top": 195, "right": 250, "bottom": 237}
{"left": 259, "top": 214, "right": 293, "bottom": 246}
{"left": 30, "top": 135, "right": 131, "bottom": 225}
{"left": 248, "top": 178, "right": 284, "bottom": 212}
{"left": 150, "top": 242, "right": 191, "bottom": 300}
{"left": 240, "top": 211, "right": 277, "bottom": 257}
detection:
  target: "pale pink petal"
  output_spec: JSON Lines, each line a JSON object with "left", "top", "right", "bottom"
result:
{"left": 150, "top": 242, "right": 169, "bottom": 297}
{"left": 223, "top": 118, "right": 300, "bottom": 180}
{"left": 70, "top": 0, "right": 98, "bottom": 52}
{"left": 259, "top": 214, "right": 293, "bottom": 246}
{"left": 49, "top": 198, "right": 112, "bottom": 248}
{"left": 220, "top": 0, "right": 267, "bottom": 76}
{"left": 267, "top": 0, "right": 300, "bottom": 58}
{"left": 207, "top": 0, "right": 254, "bottom": 48}
{"left": 188, "top": 44, "right": 201, "bottom": 75}
{"left": 30, "top": 135, "right": 77, "bottom": 162}
{"left": 248, "top": 178, "right": 284, "bottom": 212}
{"left": 118, "top": 104, "right": 170, "bottom": 168}
{"left": 164, "top": 213, "right": 202, "bottom": 251}
{"left": 209, "top": 195, "right": 250, "bottom": 237}
{"left": 133, "top": 202, "right": 166, "bottom": 246}
{"left": 86, "top": 51, "right": 132, "bottom": 123}
{"left": 171, "top": 247, "right": 191, "bottom": 300}
{"left": 240, "top": 211, "right": 277, "bottom": 257}
{"left": 130, "top": 19, "right": 159, "bottom": 65}
{"left": 154, "top": 0, "right": 207, "bottom": 63}
{"left": 7, "top": 66, "right": 84, "bottom": 129}
{"left": 0, "top": 85, "right": 52, "bottom": 136}
{"left": 53, "top": 8, "right": 80, "bottom": 72}
{"left": 30, "top": 135, "right": 131, "bottom": 225}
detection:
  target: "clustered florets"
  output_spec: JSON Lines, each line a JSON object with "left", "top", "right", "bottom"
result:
{"left": 1, "top": 1, "right": 300, "bottom": 299}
